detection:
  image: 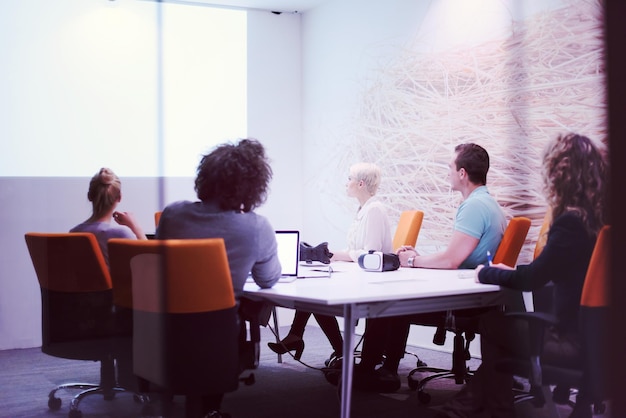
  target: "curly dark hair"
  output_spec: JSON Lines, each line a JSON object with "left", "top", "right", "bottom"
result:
{"left": 194, "top": 138, "right": 273, "bottom": 212}
{"left": 454, "top": 143, "right": 490, "bottom": 185}
{"left": 542, "top": 133, "right": 607, "bottom": 237}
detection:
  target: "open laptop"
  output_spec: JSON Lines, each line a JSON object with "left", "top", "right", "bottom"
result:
{"left": 247, "top": 230, "right": 329, "bottom": 282}
{"left": 275, "top": 230, "right": 300, "bottom": 282}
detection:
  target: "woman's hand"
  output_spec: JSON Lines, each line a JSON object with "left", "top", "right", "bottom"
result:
{"left": 474, "top": 264, "right": 485, "bottom": 283}
{"left": 474, "top": 262, "right": 515, "bottom": 282}
{"left": 113, "top": 211, "right": 147, "bottom": 240}
{"left": 113, "top": 211, "right": 136, "bottom": 227}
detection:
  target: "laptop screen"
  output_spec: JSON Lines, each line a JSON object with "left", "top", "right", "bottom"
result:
{"left": 275, "top": 230, "right": 299, "bottom": 277}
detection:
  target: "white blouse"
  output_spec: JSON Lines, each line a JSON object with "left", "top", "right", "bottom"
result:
{"left": 345, "top": 197, "right": 393, "bottom": 262}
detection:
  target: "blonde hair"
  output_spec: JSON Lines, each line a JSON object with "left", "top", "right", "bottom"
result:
{"left": 87, "top": 168, "right": 121, "bottom": 219}
{"left": 542, "top": 133, "right": 607, "bottom": 237}
{"left": 350, "top": 162, "right": 381, "bottom": 195}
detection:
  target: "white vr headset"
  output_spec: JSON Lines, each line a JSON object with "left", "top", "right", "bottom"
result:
{"left": 358, "top": 251, "right": 401, "bottom": 272}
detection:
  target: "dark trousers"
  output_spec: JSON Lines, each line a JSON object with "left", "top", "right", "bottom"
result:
{"left": 289, "top": 310, "right": 344, "bottom": 354}
{"left": 359, "top": 311, "right": 444, "bottom": 372}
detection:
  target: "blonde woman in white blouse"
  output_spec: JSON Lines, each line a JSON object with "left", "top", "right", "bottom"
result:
{"left": 268, "top": 163, "right": 392, "bottom": 372}
{"left": 331, "top": 162, "right": 393, "bottom": 261}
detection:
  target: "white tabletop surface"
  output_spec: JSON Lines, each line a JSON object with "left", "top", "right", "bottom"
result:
{"left": 244, "top": 261, "right": 502, "bottom": 418}
{"left": 244, "top": 261, "right": 500, "bottom": 307}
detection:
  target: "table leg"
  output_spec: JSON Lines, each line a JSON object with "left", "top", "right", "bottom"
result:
{"left": 271, "top": 307, "right": 282, "bottom": 363}
{"left": 340, "top": 304, "right": 357, "bottom": 418}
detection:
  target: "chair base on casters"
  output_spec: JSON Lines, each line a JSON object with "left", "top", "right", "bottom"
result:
{"left": 408, "top": 368, "right": 474, "bottom": 404}
{"left": 407, "top": 333, "right": 474, "bottom": 404}
{"left": 45, "top": 354, "right": 148, "bottom": 418}
{"left": 48, "top": 384, "right": 148, "bottom": 418}
{"left": 512, "top": 385, "right": 606, "bottom": 418}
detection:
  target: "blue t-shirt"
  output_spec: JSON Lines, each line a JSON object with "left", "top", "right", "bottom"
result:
{"left": 454, "top": 186, "right": 507, "bottom": 269}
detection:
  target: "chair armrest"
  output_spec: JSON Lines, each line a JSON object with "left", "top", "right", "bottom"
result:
{"left": 504, "top": 311, "right": 558, "bottom": 356}
{"left": 504, "top": 311, "right": 558, "bottom": 325}
{"left": 502, "top": 311, "right": 560, "bottom": 407}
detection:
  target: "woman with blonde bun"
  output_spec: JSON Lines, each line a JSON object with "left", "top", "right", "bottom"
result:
{"left": 71, "top": 167, "right": 146, "bottom": 264}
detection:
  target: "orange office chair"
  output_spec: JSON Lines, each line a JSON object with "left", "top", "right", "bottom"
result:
{"left": 24, "top": 232, "right": 138, "bottom": 418}
{"left": 528, "top": 212, "right": 554, "bottom": 314}
{"left": 533, "top": 211, "right": 552, "bottom": 260}
{"left": 408, "top": 217, "right": 531, "bottom": 404}
{"left": 154, "top": 211, "right": 162, "bottom": 228}
{"left": 498, "top": 225, "right": 610, "bottom": 417}
{"left": 108, "top": 238, "right": 241, "bottom": 418}
{"left": 492, "top": 217, "right": 532, "bottom": 267}
{"left": 107, "top": 239, "right": 153, "bottom": 394}
{"left": 392, "top": 210, "right": 424, "bottom": 251}
{"left": 391, "top": 210, "right": 427, "bottom": 365}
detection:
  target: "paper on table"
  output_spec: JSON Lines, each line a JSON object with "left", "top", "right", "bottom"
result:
{"left": 457, "top": 271, "right": 475, "bottom": 280}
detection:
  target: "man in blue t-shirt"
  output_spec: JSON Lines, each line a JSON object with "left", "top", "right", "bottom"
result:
{"left": 352, "top": 143, "right": 507, "bottom": 393}
{"left": 399, "top": 143, "right": 506, "bottom": 270}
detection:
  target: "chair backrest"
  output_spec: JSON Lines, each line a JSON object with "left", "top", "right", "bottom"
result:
{"left": 492, "top": 217, "right": 532, "bottom": 267}
{"left": 108, "top": 239, "right": 151, "bottom": 310}
{"left": 580, "top": 225, "right": 610, "bottom": 308}
{"left": 25, "top": 232, "right": 112, "bottom": 293}
{"left": 154, "top": 211, "right": 162, "bottom": 228}
{"left": 533, "top": 211, "right": 552, "bottom": 260}
{"left": 132, "top": 239, "right": 236, "bottom": 313}
{"left": 109, "top": 237, "right": 237, "bottom": 313}
{"left": 24, "top": 232, "right": 114, "bottom": 347}
{"left": 579, "top": 225, "right": 610, "bottom": 405}
{"left": 108, "top": 238, "right": 239, "bottom": 394}
{"left": 392, "top": 210, "right": 424, "bottom": 251}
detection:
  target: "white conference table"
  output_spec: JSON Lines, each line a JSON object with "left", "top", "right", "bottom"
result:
{"left": 243, "top": 261, "right": 503, "bottom": 418}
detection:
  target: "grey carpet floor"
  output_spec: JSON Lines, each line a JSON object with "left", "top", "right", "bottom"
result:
{"left": 0, "top": 325, "right": 579, "bottom": 418}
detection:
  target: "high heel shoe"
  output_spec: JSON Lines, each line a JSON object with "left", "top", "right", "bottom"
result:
{"left": 267, "top": 338, "right": 305, "bottom": 360}
{"left": 324, "top": 351, "right": 340, "bottom": 367}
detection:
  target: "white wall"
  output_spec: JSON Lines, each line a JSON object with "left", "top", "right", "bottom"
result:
{"left": 0, "top": 2, "right": 302, "bottom": 350}
{"left": 298, "top": 0, "right": 605, "bottom": 356}
{"left": 247, "top": 10, "right": 304, "bottom": 231}
{"left": 299, "top": 0, "right": 434, "bottom": 249}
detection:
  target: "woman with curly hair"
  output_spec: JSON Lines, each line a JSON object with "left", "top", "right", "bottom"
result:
{"left": 156, "top": 138, "right": 280, "bottom": 418}
{"left": 433, "top": 133, "right": 608, "bottom": 418}
{"left": 156, "top": 138, "right": 281, "bottom": 301}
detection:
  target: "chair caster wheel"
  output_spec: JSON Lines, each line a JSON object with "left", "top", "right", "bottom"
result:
{"left": 48, "top": 396, "right": 62, "bottom": 411}
{"left": 552, "top": 385, "right": 570, "bottom": 404}
{"left": 140, "top": 404, "right": 155, "bottom": 417}
{"left": 243, "top": 373, "right": 255, "bottom": 385}
{"left": 594, "top": 403, "right": 606, "bottom": 414}
{"left": 69, "top": 409, "right": 83, "bottom": 418}
{"left": 134, "top": 393, "right": 150, "bottom": 404}
{"left": 417, "top": 390, "right": 431, "bottom": 404}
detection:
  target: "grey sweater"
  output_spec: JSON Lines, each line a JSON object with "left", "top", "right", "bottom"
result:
{"left": 156, "top": 200, "right": 281, "bottom": 300}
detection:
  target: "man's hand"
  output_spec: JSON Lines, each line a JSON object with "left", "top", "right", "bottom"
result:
{"left": 396, "top": 246, "right": 419, "bottom": 267}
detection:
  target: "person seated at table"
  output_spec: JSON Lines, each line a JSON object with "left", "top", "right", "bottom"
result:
{"left": 267, "top": 162, "right": 393, "bottom": 366}
{"left": 156, "top": 138, "right": 281, "bottom": 418}
{"left": 353, "top": 143, "right": 507, "bottom": 393}
{"left": 70, "top": 167, "right": 146, "bottom": 265}
{"left": 432, "top": 133, "right": 607, "bottom": 418}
